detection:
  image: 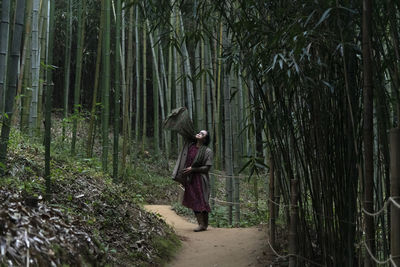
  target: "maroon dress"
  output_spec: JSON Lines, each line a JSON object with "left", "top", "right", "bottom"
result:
{"left": 182, "top": 144, "right": 211, "bottom": 212}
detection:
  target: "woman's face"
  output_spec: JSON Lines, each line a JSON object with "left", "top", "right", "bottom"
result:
{"left": 195, "top": 130, "right": 208, "bottom": 142}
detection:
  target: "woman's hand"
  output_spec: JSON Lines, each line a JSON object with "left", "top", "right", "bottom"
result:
{"left": 182, "top": 167, "right": 193, "bottom": 176}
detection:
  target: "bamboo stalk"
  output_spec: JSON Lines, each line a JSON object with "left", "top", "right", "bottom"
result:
{"left": 71, "top": 0, "right": 87, "bottom": 155}
{"left": 87, "top": 0, "right": 104, "bottom": 158}
{"left": 142, "top": 21, "right": 147, "bottom": 150}
{"left": 390, "top": 128, "right": 400, "bottom": 266}
{"left": 0, "top": 0, "right": 26, "bottom": 168}
{"left": 289, "top": 179, "right": 299, "bottom": 267}
{"left": 0, "top": 0, "right": 11, "bottom": 113}
{"left": 61, "top": 0, "right": 72, "bottom": 140}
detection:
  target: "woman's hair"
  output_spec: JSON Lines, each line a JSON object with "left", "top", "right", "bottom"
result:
{"left": 204, "top": 131, "right": 211, "bottom": 146}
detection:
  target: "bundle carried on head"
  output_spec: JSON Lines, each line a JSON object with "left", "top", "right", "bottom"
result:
{"left": 163, "top": 107, "right": 196, "bottom": 142}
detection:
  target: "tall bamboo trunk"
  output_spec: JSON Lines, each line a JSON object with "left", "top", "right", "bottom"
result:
{"left": 142, "top": 21, "right": 147, "bottom": 150}
{"left": 0, "top": 0, "right": 11, "bottom": 114}
{"left": 29, "top": 0, "right": 40, "bottom": 134}
{"left": 113, "top": 0, "right": 121, "bottom": 180}
{"left": 134, "top": 5, "right": 140, "bottom": 144}
{"left": 157, "top": 29, "right": 169, "bottom": 158}
{"left": 102, "top": 0, "right": 111, "bottom": 171}
{"left": 18, "top": 1, "right": 33, "bottom": 132}
{"left": 362, "top": 0, "right": 375, "bottom": 266}
{"left": 166, "top": 0, "right": 173, "bottom": 157}
{"left": 268, "top": 152, "right": 276, "bottom": 247}
{"left": 195, "top": 41, "right": 201, "bottom": 129}
{"left": 62, "top": 0, "right": 73, "bottom": 140}
{"left": 71, "top": 0, "right": 87, "bottom": 155}
{"left": 145, "top": 21, "right": 165, "bottom": 117}
{"left": 173, "top": 8, "right": 183, "bottom": 151}
{"left": 153, "top": 42, "right": 160, "bottom": 155}
{"left": 87, "top": 0, "right": 104, "bottom": 157}
{"left": 44, "top": 0, "right": 55, "bottom": 197}
{"left": 215, "top": 22, "right": 223, "bottom": 169}
{"left": 200, "top": 30, "right": 206, "bottom": 130}
{"left": 223, "top": 25, "right": 233, "bottom": 225}
{"left": 37, "top": 0, "right": 48, "bottom": 134}
{"left": 0, "top": 0, "right": 26, "bottom": 168}
{"left": 178, "top": 10, "right": 194, "bottom": 119}
{"left": 122, "top": 3, "right": 132, "bottom": 171}
{"left": 20, "top": 31, "right": 31, "bottom": 133}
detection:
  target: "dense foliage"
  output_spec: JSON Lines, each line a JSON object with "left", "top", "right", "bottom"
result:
{"left": 1, "top": 0, "right": 400, "bottom": 265}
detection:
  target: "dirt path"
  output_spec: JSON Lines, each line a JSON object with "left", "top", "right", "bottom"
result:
{"left": 144, "top": 205, "right": 270, "bottom": 267}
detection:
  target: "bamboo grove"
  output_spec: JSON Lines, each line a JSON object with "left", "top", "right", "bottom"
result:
{"left": 0, "top": 0, "right": 400, "bottom": 265}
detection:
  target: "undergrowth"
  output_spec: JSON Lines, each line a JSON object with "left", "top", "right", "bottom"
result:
{"left": 0, "top": 124, "right": 181, "bottom": 266}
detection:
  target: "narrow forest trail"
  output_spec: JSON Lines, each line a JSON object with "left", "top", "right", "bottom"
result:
{"left": 144, "top": 205, "right": 272, "bottom": 267}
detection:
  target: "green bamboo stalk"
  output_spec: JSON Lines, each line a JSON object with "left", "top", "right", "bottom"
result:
{"left": 166, "top": 0, "right": 173, "bottom": 157}
{"left": 153, "top": 41, "right": 160, "bottom": 155}
{"left": 145, "top": 19, "right": 166, "bottom": 121}
{"left": 205, "top": 37, "right": 213, "bottom": 139}
{"left": 195, "top": 41, "right": 201, "bottom": 129}
{"left": 142, "top": 21, "right": 147, "bottom": 150}
{"left": 71, "top": 0, "right": 87, "bottom": 155}
{"left": 173, "top": 6, "right": 182, "bottom": 150}
{"left": 0, "top": 0, "right": 26, "bottom": 169}
{"left": 62, "top": 0, "right": 72, "bottom": 140}
{"left": 178, "top": 9, "right": 194, "bottom": 119}
{"left": 37, "top": 0, "right": 47, "bottom": 134}
{"left": 224, "top": 62, "right": 233, "bottom": 226}
{"left": 18, "top": 0, "right": 33, "bottom": 132}
{"left": 362, "top": 0, "right": 375, "bottom": 264}
{"left": 21, "top": 32, "right": 32, "bottom": 134}
{"left": 134, "top": 5, "right": 140, "bottom": 144}
{"left": 122, "top": 3, "right": 132, "bottom": 171}
{"left": 215, "top": 22, "right": 223, "bottom": 169}
{"left": 44, "top": 0, "right": 55, "bottom": 197}
{"left": 102, "top": 0, "right": 111, "bottom": 171}
{"left": 29, "top": 0, "right": 40, "bottom": 134}
{"left": 113, "top": 0, "right": 121, "bottom": 180}
{"left": 87, "top": 0, "right": 104, "bottom": 158}
{"left": 200, "top": 30, "right": 206, "bottom": 130}
{"left": 0, "top": 0, "right": 11, "bottom": 114}
{"left": 237, "top": 68, "right": 245, "bottom": 160}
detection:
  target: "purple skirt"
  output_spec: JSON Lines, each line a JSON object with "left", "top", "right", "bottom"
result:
{"left": 182, "top": 145, "right": 211, "bottom": 212}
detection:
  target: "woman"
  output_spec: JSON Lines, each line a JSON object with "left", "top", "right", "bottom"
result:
{"left": 164, "top": 107, "right": 213, "bottom": 232}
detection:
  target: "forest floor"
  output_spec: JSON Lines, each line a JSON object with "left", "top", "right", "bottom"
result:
{"left": 145, "top": 205, "right": 274, "bottom": 267}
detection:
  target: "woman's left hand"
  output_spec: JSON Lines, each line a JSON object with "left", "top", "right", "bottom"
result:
{"left": 182, "top": 167, "right": 192, "bottom": 175}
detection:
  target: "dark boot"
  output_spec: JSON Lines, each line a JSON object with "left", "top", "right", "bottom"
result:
{"left": 203, "top": 211, "right": 209, "bottom": 230}
{"left": 194, "top": 212, "right": 206, "bottom": 232}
